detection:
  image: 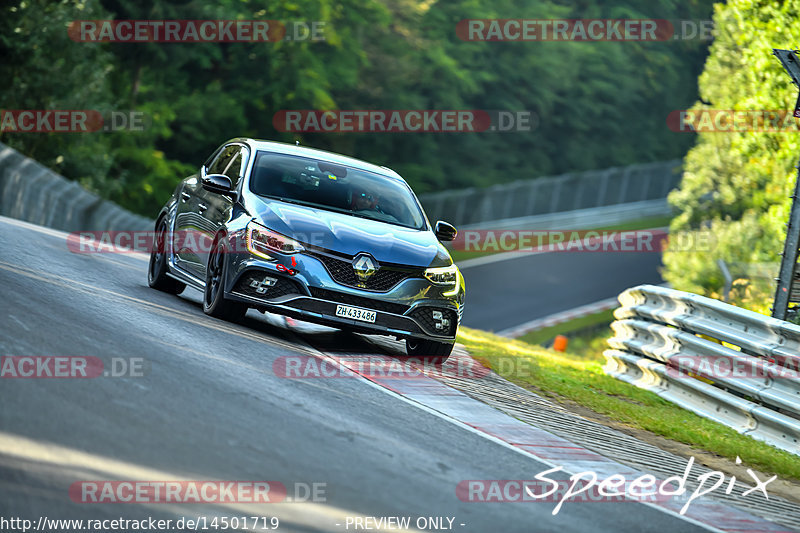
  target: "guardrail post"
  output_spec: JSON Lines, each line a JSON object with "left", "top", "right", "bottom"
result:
{"left": 432, "top": 194, "right": 445, "bottom": 223}
{"left": 617, "top": 166, "right": 632, "bottom": 204}
{"left": 661, "top": 162, "right": 680, "bottom": 197}
{"left": 641, "top": 168, "right": 653, "bottom": 201}
{"left": 596, "top": 169, "right": 611, "bottom": 207}
{"left": 453, "top": 189, "right": 471, "bottom": 227}
{"left": 525, "top": 179, "right": 542, "bottom": 215}
{"left": 549, "top": 174, "right": 564, "bottom": 213}
{"left": 502, "top": 183, "right": 517, "bottom": 219}
{"left": 717, "top": 258, "right": 732, "bottom": 303}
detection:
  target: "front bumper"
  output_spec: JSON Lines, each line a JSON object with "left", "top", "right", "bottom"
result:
{"left": 222, "top": 239, "right": 464, "bottom": 343}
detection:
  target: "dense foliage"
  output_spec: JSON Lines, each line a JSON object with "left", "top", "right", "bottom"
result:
{"left": 662, "top": 0, "right": 800, "bottom": 314}
{"left": 2, "top": 0, "right": 713, "bottom": 217}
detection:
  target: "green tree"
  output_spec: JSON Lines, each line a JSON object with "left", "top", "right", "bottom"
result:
{"left": 662, "top": 0, "right": 800, "bottom": 313}
{"left": 2, "top": 0, "right": 717, "bottom": 217}
{"left": 0, "top": 0, "right": 115, "bottom": 188}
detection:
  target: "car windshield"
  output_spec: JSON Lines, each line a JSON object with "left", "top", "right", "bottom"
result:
{"left": 248, "top": 151, "right": 426, "bottom": 230}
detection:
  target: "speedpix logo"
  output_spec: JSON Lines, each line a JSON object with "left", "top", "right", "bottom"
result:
{"left": 458, "top": 457, "right": 776, "bottom": 516}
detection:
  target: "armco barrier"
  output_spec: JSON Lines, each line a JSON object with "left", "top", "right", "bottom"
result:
{"left": 419, "top": 160, "right": 681, "bottom": 227}
{"left": 0, "top": 142, "right": 151, "bottom": 232}
{"left": 1, "top": 140, "right": 677, "bottom": 235}
{"left": 605, "top": 284, "right": 800, "bottom": 455}
{"left": 460, "top": 198, "right": 671, "bottom": 232}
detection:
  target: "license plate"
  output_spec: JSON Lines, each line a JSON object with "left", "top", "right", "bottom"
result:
{"left": 335, "top": 304, "right": 376, "bottom": 323}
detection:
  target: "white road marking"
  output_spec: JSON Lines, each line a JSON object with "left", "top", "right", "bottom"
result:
{"left": 8, "top": 314, "right": 30, "bottom": 332}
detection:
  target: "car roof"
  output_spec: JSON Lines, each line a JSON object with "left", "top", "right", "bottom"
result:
{"left": 229, "top": 138, "right": 405, "bottom": 183}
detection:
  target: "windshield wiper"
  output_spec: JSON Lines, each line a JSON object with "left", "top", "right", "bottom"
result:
{"left": 260, "top": 195, "right": 315, "bottom": 208}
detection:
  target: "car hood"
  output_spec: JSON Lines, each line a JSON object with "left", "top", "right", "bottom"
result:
{"left": 250, "top": 199, "right": 447, "bottom": 267}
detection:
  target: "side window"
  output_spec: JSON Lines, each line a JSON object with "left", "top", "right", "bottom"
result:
{"left": 208, "top": 145, "right": 238, "bottom": 175}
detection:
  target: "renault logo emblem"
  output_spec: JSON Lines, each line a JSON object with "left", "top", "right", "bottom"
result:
{"left": 352, "top": 253, "right": 379, "bottom": 281}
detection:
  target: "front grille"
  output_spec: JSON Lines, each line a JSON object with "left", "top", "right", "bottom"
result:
{"left": 408, "top": 307, "right": 458, "bottom": 337}
{"left": 309, "top": 251, "right": 422, "bottom": 292}
{"left": 233, "top": 271, "right": 305, "bottom": 300}
{"left": 308, "top": 287, "right": 409, "bottom": 315}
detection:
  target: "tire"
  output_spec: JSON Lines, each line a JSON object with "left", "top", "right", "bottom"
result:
{"left": 406, "top": 338, "right": 454, "bottom": 361}
{"left": 203, "top": 237, "right": 247, "bottom": 322}
{"left": 148, "top": 217, "right": 185, "bottom": 295}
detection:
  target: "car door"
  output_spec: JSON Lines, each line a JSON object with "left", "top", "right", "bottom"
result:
{"left": 194, "top": 144, "right": 249, "bottom": 278}
{"left": 174, "top": 144, "right": 237, "bottom": 278}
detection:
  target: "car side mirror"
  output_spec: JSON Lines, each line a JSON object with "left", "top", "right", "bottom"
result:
{"left": 202, "top": 173, "right": 234, "bottom": 197}
{"left": 434, "top": 220, "right": 457, "bottom": 242}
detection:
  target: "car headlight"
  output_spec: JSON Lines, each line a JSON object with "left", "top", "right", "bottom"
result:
{"left": 424, "top": 264, "right": 459, "bottom": 286}
{"left": 246, "top": 221, "right": 305, "bottom": 260}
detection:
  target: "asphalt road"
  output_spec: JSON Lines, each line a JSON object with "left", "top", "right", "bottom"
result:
{"left": 0, "top": 216, "right": 709, "bottom": 533}
{"left": 459, "top": 249, "right": 664, "bottom": 332}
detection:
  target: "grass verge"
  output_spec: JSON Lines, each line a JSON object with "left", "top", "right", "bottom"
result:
{"left": 457, "top": 326, "right": 800, "bottom": 481}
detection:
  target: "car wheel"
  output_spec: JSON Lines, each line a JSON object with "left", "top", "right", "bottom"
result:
{"left": 148, "top": 218, "right": 185, "bottom": 295}
{"left": 203, "top": 237, "right": 247, "bottom": 322}
{"left": 405, "top": 338, "right": 454, "bottom": 360}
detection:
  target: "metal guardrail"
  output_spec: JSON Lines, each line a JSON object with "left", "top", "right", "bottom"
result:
{"left": 0, "top": 142, "right": 151, "bottom": 233}
{"left": 459, "top": 198, "right": 671, "bottom": 231}
{"left": 419, "top": 160, "right": 681, "bottom": 227}
{"left": 1, "top": 140, "right": 678, "bottom": 235}
{"left": 604, "top": 284, "right": 800, "bottom": 455}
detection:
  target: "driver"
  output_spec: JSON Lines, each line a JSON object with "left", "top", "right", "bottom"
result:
{"left": 350, "top": 187, "right": 377, "bottom": 211}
